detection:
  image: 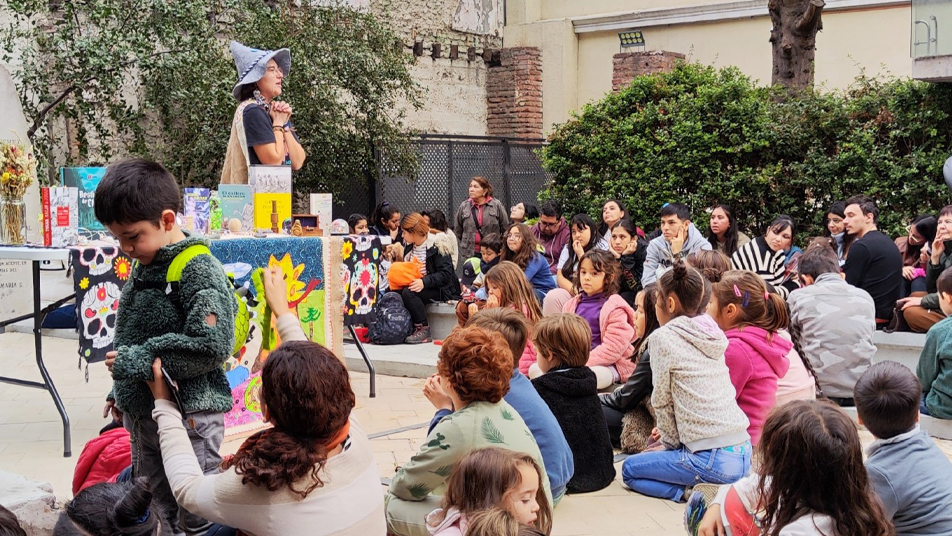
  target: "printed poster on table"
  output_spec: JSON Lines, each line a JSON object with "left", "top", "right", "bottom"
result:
{"left": 341, "top": 235, "right": 382, "bottom": 326}
{"left": 71, "top": 247, "right": 132, "bottom": 365}
{"left": 61, "top": 167, "right": 106, "bottom": 237}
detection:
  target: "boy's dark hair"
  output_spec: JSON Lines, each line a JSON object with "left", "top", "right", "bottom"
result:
{"left": 540, "top": 199, "right": 561, "bottom": 218}
{"left": 659, "top": 203, "right": 690, "bottom": 221}
{"left": 54, "top": 478, "right": 173, "bottom": 536}
{"left": 0, "top": 504, "right": 26, "bottom": 536}
{"left": 95, "top": 159, "right": 182, "bottom": 226}
{"left": 798, "top": 242, "right": 840, "bottom": 279}
{"left": 845, "top": 194, "right": 879, "bottom": 224}
{"left": 425, "top": 209, "right": 449, "bottom": 232}
{"left": 479, "top": 233, "right": 503, "bottom": 254}
{"left": 854, "top": 361, "right": 920, "bottom": 439}
{"left": 938, "top": 266, "right": 952, "bottom": 296}
{"left": 466, "top": 307, "right": 530, "bottom": 366}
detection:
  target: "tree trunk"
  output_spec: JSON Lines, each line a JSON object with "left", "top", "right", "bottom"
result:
{"left": 769, "top": 0, "right": 825, "bottom": 90}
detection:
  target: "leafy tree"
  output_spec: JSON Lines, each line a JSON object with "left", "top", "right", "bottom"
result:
{"left": 1, "top": 0, "right": 420, "bottom": 199}
{"left": 541, "top": 62, "right": 952, "bottom": 241}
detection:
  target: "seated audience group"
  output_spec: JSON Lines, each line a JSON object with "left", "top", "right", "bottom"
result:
{"left": 33, "top": 183, "right": 952, "bottom": 536}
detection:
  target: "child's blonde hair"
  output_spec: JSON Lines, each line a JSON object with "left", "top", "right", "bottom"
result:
{"left": 466, "top": 508, "right": 547, "bottom": 536}
{"left": 532, "top": 313, "right": 591, "bottom": 368}
{"left": 484, "top": 261, "right": 542, "bottom": 322}
{"left": 429, "top": 447, "right": 552, "bottom": 534}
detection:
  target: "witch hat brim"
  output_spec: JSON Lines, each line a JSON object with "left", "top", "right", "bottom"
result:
{"left": 230, "top": 41, "right": 291, "bottom": 101}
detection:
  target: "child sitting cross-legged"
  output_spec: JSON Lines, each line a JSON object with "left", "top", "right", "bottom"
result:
{"left": 531, "top": 313, "right": 616, "bottom": 493}
{"left": 424, "top": 447, "right": 552, "bottom": 536}
{"left": 708, "top": 270, "right": 791, "bottom": 446}
{"left": 53, "top": 477, "right": 175, "bottom": 536}
{"left": 621, "top": 261, "right": 751, "bottom": 502}
{"left": 918, "top": 266, "right": 952, "bottom": 419}
{"left": 855, "top": 361, "right": 952, "bottom": 535}
{"left": 692, "top": 401, "right": 893, "bottom": 536}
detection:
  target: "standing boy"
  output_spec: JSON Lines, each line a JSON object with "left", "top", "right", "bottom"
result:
{"left": 842, "top": 194, "right": 903, "bottom": 325}
{"left": 97, "top": 159, "right": 236, "bottom": 534}
{"left": 855, "top": 361, "right": 952, "bottom": 535}
{"left": 788, "top": 243, "right": 876, "bottom": 406}
{"left": 641, "top": 203, "right": 711, "bottom": 286}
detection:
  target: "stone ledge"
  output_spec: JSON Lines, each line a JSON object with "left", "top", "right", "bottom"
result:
{"left": 0, "top": 470, "right": 59, "bottom": 536}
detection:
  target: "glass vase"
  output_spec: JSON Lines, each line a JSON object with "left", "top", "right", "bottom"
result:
{"left": 1, "top": 194, "right": 27, "bottom": 245}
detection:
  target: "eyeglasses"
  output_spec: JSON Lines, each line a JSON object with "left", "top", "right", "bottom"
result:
{"left": 538, "top": 220, "right": 558, "bottom": 228}
{"left": 505, "top": 233, "right": 522, "bottom": 241}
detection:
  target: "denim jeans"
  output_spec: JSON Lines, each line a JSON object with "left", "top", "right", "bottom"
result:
{"left": 621, "top": 442, "right": 751, "bottom": 502}
{"left": 922, "top": 393, "right": 932, "bottom": 416}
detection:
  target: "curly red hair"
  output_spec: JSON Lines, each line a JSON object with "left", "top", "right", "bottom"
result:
{"left": 437, "top": 326, "right": 513, "bottom": 404}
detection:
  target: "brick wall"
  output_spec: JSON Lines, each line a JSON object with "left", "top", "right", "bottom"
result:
{"left": 612, "top": 51, "right": 686, "bottom": 92}
{"left": 486, "top": 47, "right": 543, "bottom": 139}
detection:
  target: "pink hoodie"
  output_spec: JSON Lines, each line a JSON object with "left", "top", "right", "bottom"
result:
{"left": 426, "top": 508, "right": 468, "bottom": 536}
{"left": 724, "top": 326, "right": 791, "bottom": 446}
{"left": 561, "top": 293, "right": 637, "bottom": 382}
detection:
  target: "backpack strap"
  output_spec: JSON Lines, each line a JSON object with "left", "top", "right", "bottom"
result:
{"left": 131, "top": 244, "right": 212, "bottom": 309}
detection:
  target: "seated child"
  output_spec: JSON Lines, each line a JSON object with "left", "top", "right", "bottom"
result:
{"left": 693, "top": 400, "right": 892, "bottom": 536}
{"left": 386, "top": 327, "right": 552, "bottom": 536}
{"left": 855, "top": 361, "right": 952, "bottom": 535}
{"left": 918, "top": 267, "right": 952, "bottom": 419}
{"left": 72, "top": 421, "right": 131, "bottom": 495}
{"left": 539, "top": 250, "right": 636, "bottom": 388}
{"left": 531, "top": 313, "right": 615, "bottom": 493}
{"left": 709, "top": 270, "right": 791, "bottom": 445}
{"left": 465, "top": 508, "right": 546, "bottom": 536}
{"left": 347, "top": 213, "right": 369, "bottom": 234}
{"left": 472, "top": 234, "right": 503, "bottom": 297}
{"left": 608, "top": 219, "right": 647, "bottom": 306}
{"left": 463, "top": 307, "right": 574, "bottom": 503}
{"left": 621, "top": 262, "right": 751, "bottom": 502}
{"left": 788, "top": 242, "right": 876, "bottom": 406}
{"left": 53, "top": 477, "right": 175, "bottom": 535}
{"left": 424, "top": 447, "right": 551, "bottom": 536}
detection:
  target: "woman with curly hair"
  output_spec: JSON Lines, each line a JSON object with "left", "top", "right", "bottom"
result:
{"left": 146, "top": 266, "right": 384, "bottom": 536}
{"left": 386, "top": 326, "right": 552, "bottom": 536}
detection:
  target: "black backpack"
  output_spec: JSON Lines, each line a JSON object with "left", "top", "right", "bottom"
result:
{"left": 369, "top": 291, "right": 413, "bottom": 345}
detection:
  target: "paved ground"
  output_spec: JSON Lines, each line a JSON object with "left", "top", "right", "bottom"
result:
{"left": 3, "top": 331, "right": 952, "bottom": 536}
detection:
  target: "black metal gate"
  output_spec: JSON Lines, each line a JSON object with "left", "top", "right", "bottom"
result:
{"left": 373, "top": 134, "right": 553, "bottom": 222}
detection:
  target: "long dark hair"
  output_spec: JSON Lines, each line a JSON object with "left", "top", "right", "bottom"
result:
{"left": 502, "top": 223, "right": 541, "bottom": 270}
{"left": 766, "top": 215, "right": 797, "bottom": 252}
{"left": 823, "top": 201, "right": 856, "bottom": 258}
{"left": 634, "top": 283, "right": 660, "bottom": 358}
{"left": 597, "top": 199, "right": 627, "bottom": 237}
{"left": 370, "top": 201, "right": 400, "bottom": 232}
{"left": 757, "top": 401, "right": 893, "bottom": 536}
{"left": 561, "top": 214, "right": 600, "bottom": 280}
{"left": 707, "top": 204, "right": 741, "bottom": 256}
{"left": 222, "top": 341, "right": 355, "bottom": 499}
{"left": 903, "top": 214, "right": 937, "bottom": 265}
{"left": 55, "top": 478, "right": 173, "bottom": 536}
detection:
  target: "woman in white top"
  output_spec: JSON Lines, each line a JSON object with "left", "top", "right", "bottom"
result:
{"left": 695, "top": 400, "right": 892, "bottom": 536}
{"left": 147, "top": 266, "right": 385, "bottom": 536}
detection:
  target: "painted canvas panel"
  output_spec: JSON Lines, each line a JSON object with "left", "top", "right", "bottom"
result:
{"left": 341, "top": 235, "right": 381, "bottom": 326}
{"left": 71, "top": 247, "right": 133, "bottom": 364}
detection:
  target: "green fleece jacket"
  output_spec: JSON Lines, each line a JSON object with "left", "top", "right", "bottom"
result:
{"left": 110, "top": 235, "right": 236, "bottom": 418}
{"left": 919, "top": 243, "right": 952, "bottom": 311}
{"left": 919, "top": 315, "right": 952, "bottom": 419}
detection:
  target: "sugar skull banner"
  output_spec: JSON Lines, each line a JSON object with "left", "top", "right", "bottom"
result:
{"left": 341, "top": 235, "right": 382, "bottom": 326}
{"left": 71, "top": 247, "right": 133, "bottom": 364}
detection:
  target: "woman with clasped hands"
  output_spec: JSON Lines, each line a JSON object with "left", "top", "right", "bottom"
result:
{"left": 221, "top": 41, "right": 306, "bottom": 184}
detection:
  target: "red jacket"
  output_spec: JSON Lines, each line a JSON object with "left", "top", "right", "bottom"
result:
{"left": 72, "top": 427, "right": 132, "bottom": 495}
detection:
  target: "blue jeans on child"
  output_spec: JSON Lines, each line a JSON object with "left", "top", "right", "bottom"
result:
{"left": 921, "top": 393, "right": 932, "bottom": 416}
{"left": 621, "top": 442, "right": 751, "bottom": 502}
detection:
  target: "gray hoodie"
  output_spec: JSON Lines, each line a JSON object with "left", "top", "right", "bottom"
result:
{"left": 649, "top": 314, "right": 750, "bottom": 452}
{"left": 641, "top": 223, "right": 712, "bottom": 286}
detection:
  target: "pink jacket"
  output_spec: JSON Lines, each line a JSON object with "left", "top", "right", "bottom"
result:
{"left": 518, "top": 340, "right": 538, "bottom": 375}
{"left": 724, "top": 326, "right": 791, "bottom": 446}
{"left": 426, "top": 508, "right": 467, "bottom": 536}
{"left": 563, "top": 294, "right": 637, "bottom": 381}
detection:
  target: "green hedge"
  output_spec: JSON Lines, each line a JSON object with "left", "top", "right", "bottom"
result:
{"left": 541, "top": 62, "right": 952, "bottom": 242}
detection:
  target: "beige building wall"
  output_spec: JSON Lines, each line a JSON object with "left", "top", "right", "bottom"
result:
{"left": 506, "top": 0, "right": 914, "bottom": 134}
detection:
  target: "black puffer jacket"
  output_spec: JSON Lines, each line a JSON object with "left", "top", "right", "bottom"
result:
{"left": 414, "top": 232, "right": 461, "bottom": 301}
{"left": 599, "top": 348, "right": 652, "bottom": 413}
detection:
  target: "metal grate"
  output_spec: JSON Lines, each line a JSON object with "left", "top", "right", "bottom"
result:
{"left": 378, "top": 134, "right": 552, "bottom": 224}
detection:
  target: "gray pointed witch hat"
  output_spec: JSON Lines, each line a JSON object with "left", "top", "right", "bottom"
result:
{"left": 230, "top": 41, "right": 291, "bottom": 101}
